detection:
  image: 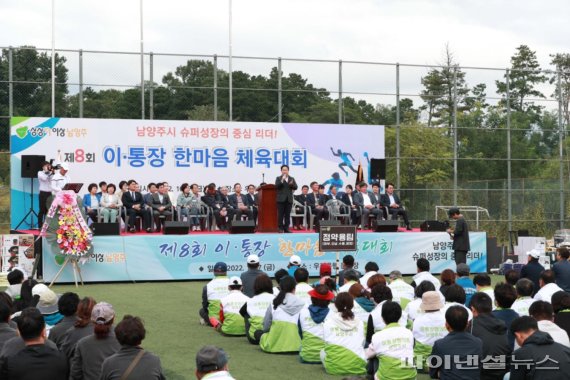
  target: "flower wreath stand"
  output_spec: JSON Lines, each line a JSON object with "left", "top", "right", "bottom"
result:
{"left": 40, "top": 191, "right": 93, "bottom": 287}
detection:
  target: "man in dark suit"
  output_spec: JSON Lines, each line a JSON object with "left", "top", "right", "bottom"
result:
{"left": 353, "top": 182, "right": 381, "bottom": 229}
{"left": 202, "top": 184, "right": 229, "bottom": 231}
{"left": 292, "top": 185, "right": 309, "bottom": 230}
{"left": 275, "top": 165, "right": 298, "bottom": 233}
{"left": 149, "top": 182, "right": 173, "bottom": 232}
{"left": 121, "top": 179, "right": 152, "bottom": 232}
{"left": 228, "top": 183, "right": 253, "bottom": 221}
{"left": 246, "top": 184, "right": 258, "bottom": 222}
{"left": 306, "top": 181, "right": 329, "bottom": 231}
{"left": 447, "top": 207, "right": 470, "bottom": 265}
{"left": 217, "top": 186, "right": 235, "bottom": 226}
{"left": 380, "top": 182, "right": 411, "bottom": 230}
{"left": 341, "top": 184, "right": 360, "bottom": 225}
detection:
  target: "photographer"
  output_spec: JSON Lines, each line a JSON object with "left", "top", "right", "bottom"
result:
{"left": 37, "top": 161, "right": 54, "bottom": 226}
{"left": 50, "top": 163, "right": 70, "bottom": 194}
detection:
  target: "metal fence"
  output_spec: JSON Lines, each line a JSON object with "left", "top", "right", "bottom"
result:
{"left": 0, "top": 46, "right": 568, "bottom": 240}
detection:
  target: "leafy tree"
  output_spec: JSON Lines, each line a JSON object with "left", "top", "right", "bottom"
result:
{"left": 549, "top": 53, "right": 570, "bottom": 127}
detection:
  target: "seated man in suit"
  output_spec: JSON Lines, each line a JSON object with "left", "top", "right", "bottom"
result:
{"left": 292, "top": 185, "right": 309, "bottom": 230}
{"left": 341, "top": 184, "right": 360, "bottom": 225}
{"left": 380, "top": 182, "right": 411, "bottom": 230}
{"left": 202, "top": 184, "right": 228, "bottom": 231}
{"left": 217, "top": 186, "right": 235, "bottom": 227}
{"left": 306, "top": 181, "right": 329, "bottom": 231}
{"left": 121, "top": 179, "right": 152, "bottom": 232}
{"left": 353, "top": 181, "right": 381, "bottom": 229}
{"left": 246, "top": 184, "right": 258, "bottom": 223}
{"left": 143, "top": 182, "right": 157, "bottom": 206}
{"left": 229, "top": 183, "right": 253, "bottom": 221}
{"left": 149, "top": 182, "right": 173, "bottom": 232}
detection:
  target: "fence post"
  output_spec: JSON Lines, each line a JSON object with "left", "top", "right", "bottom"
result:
{"left": 213, "top": 55, "right": 218, "bottom": 121}
{"left": 78, "top": 49, "right": 83, "bottom": 118}
{"left": 338, "top": 60, "right": 343, "bottom": 124}
{"left": 506, "top": 69, "right": 512, "bottom": 232}
{"left": 453, "top": 66, "right": 458, "bottom": 205}
{"left": 149, "top": 52, "right": 154, "bottom": 120}
{"left": 278, "top": 57, "right": 282, "bottom": 123}
{"left": 8, "top": 47, "right": 13, "bottom": 118}
{"left": 558, "top": 69, "right": 565, "bottom": 228}
{"left": 396, "top": 63, "right": 400, "bottom": 190}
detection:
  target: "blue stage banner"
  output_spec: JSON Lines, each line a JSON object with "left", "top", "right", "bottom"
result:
{"left": 42, "top": 232, "right": 487, "bottom": 283}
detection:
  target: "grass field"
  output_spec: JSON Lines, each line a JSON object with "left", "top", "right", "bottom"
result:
{"left": 1, "top": 276, "right": 505, "bottom": 380}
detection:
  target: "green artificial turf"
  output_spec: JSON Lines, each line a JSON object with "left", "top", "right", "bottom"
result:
{"left": 3, "top": 275, "right": 506, "bottom": 379}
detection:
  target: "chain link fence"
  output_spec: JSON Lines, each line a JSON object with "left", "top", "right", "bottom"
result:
{"left": 1, "top": 46, "right": 568, "bottom": 240}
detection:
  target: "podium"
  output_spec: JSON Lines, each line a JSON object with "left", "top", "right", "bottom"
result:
{"left": 257, "top": 184, "right": 278, "bottom": 233}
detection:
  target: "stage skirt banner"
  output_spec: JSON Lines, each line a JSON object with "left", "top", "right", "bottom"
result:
{"left": 10, "top": 117, "right": 384, "bottom": 229}
{"left": 42, "top": 232, "right": 487, "bottom": 283}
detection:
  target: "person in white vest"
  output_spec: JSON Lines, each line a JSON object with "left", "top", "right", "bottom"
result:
{"left": 412, "top": 291, "right": 448, "bottom": 372}
{"left": 348, "top": 283, "right": 375, "bottom": 329}
{"left": 388, "top": 270, "right": 415, "bottom": 309}
{"left": 529, "top": 301, "right": 570, "bottom": 347}
{"left": 259, "top": 276, "right": 304, "bottom": 353}
{"left": 294, "top": 267, "right": 313, "bottom": 305}
{"left": 474, "top": 273, "right": 495, "bottom": 307}
{"left": 366, "top": 300, "right": 417, "bottom": 380}
{"left": 534, "top": 270, "right": 564, "bottom": 303}
{"left": 199, "top": 262, "right": 229, "bottom": 327}
{"left": 512, "top": 278, "right": 536, "bottom": 316}
{"left": 404, "top": 281, "right": 437, "bottom": 323}
{"left": 299, "top": 285, "right": 334, "bottom": 364}
{"left": 442, "top": 284, "right": 473, "bottom": 321}
{"left": 359, "top": 262, "right": 379, "bottom": 289}
{"left": 411, "top": 258, "right": 440, "bottom": 290}
{"left": 321, "top": 293, "right": 367, "bottom": 375}
{"left": 367, "top": 284, "right": 407, "bottom": 342}
{"left": 239, "top": 274, "right": 274, "bottom": 345}
{"left": 216, "top": 277, "right": 249, "bottom": 336}
{"left": 338, "top": 269, "right": 360, "bottom": 293}
{"left": 195, "top": 346, "right": 235, "bottom": 380}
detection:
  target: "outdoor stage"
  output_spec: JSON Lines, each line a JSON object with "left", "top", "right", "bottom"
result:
{"left": 40, "top": 228, "right": 488, "bottom": 284}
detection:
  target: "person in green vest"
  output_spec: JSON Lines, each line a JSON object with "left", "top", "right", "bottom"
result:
{"left": 216, "top": 277, "right": 250, "bottom": 336}
{"left": 259, "top": 276, "right": 304, "bottom": 353}
{"left": 199, "top": 262, "right": 230, "bottom": 326}
{"left": 239, "top": 274, "right": 274, "bottom": 344}
{"left": 299, "top": 285, "right": 334, "bottom": 363}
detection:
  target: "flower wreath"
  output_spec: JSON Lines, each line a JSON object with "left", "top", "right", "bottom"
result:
{"left": 41, "top": 191, "right": 93, "bottom": 257}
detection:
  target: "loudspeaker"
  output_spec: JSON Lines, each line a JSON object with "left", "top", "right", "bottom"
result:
{"left": 229, "top": 220, "right": 256, "bottom": 234}
{"left": 420, "top": 220, "right": 449, "bottom": 232}
{"left": 21, "top": 155, "right": 46, "bottom": 178}
{"left": 320, "top": 220, "right": 341, "bottom": 227}
{"left": 163, "top": 221, "right": 190, "bottom": 235}
{"left": 369, "top": 159, "right": 386, "bottom": 182}
{"left": 373, "top": 220, "right": 399, "bottom": 232}
{"left": 90, "top": 222, "right": 121, "bottom": 236}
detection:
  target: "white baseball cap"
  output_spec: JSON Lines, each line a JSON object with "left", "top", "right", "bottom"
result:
{"left": 229, "top": 276, "right": 242, "bottom": 286}
{"left": 247, "top": 254, "right": 260, "bottom": 264}
{"left": 60, "top": 162, "right": 70, "bottom": 171}
{"left": 527, "top": 249, "right": 542, "bottom": 259}
{"left": 289, "top": 255, "right": 302, "bottom": 266}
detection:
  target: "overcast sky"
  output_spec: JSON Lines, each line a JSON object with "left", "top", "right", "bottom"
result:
{"left": 1, "top": 0, "right": 568, "bottom": 108}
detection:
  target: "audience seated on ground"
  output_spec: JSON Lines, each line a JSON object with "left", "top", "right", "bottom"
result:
{"left": 194, "top": 345, "right": 235, "bottom": 380}
{"left": 33, "top": 284, "right": 64, "bottom": 335}
{"left": 359, "top": 262, "right": 379, "bottom": 290}
{"left": 259, "top": 276, "right": 304, "bottom": 353}
{"left": 287, "top": 255, "right": 302, "bottom": 277}
{"left": 473, "top": 273, "right": 495, "bottom": 307}
{"left": 509, "top": 316, "right": 570, "bottom": 379}
{"left": 312, "top": 262, "right": 333, "bottom": 288}
{"left": 0, "top": 301, "right": 18, "bottom": 352}
{"left": 429, "top": 305, "right": 483, "bottom": 380}
{"left": 512, "top": 278, "right": 535, "bottom": 316}
{"left": 61, "top": 296, "right": 97, "bottom": 359}
{"left": 492, "top": 282, "right": 519, "bottom": 350}
{"left": 438, "top": 268, "right": 455, "bottom": 297}
{"left": 239, "top": 274, "right": 275, "bottom": 345}
{"left": 455, "top": 263, "right": 477, "bottom": 306}
{"left": 412, "top": 291, "right": 447, "bottom": 373}
{"left": 70, "top": 302, "right": 120, "bottom": 380}
{"left": 534, "top": 269, "right": 563, "bottom": 303}
{"left": 411, "top": 258, "right": 440, "bottom": 290}
{"left": 1, "top": 307, "right": 69, "bottom": 379}
{"left": 468, "top": 292, "right": 511, "bottom": 380}
{"left": 199, "top": 262, "right": 229, "bottom": 327}
{"left": 348, "top": 284, "right": 374, "bottom": 328}
{"left": 321, "top": 293, "right": 367, "bottom": 375}
{"left": 442, "top": 284, "right": 473, "bottom": 321}
{"left": 404, "top": 281, "right": 437, "bottom": 322}
{"left": 48, "top": 292, "right": 79, "bottom": 349}
{"left": 367, "top": 284, "right": 407, "bottom": 337}
{"left": 504, "top": 268, "right": 520, "bottom": 287}
{"left": 552, "top": 246, "right": 570, "bottom": 292}
{"left": 338, "top": 255, "right": 361, "bottom": 287}
{"left": 338, "top": 269, "right": 360, "bottom": 293}
{"left": 100, "top": 315, "right": 165, "bottom": 380}
{"left": 294, "top": 268, "right": 313, "bottom": 305}
{"left": 299, "top": 285, "right": 334, "bottom": 364}
{"left": 239, "top": 254, "right": 266, "bottom": 298}
{"left": 272, "top": 268, "right": 289, "bottom": 295}
{"left": 552, "top": 291, "right": 570, "bottom": 337}
{"left": 387, "top": 270, "right": 414, "bottom": 309}
{"left": 5, "top": 269, "right": 24, "bottom": 301}
{"left": 528, "top": 300, "right": 570, "bottom": 347}
{"left": 216, "top": 277, "right": 249, "bottom": 336}
{"left": 366, "top": 301, "right": 416, "bottom": 380}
